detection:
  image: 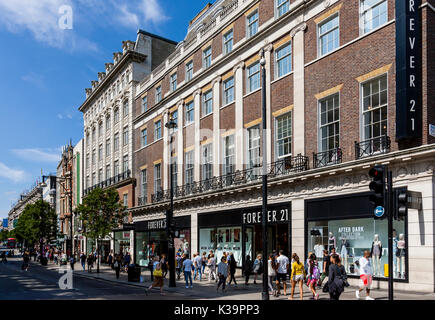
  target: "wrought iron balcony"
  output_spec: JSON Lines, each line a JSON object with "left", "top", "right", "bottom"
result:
{"left": 313, "top": 148, "right": 343, "bottom": 169}
{"left": 84, "top": 170, "right": 131, "bottom": 195}
{"left": 150, "top": 154, "right": 309, "bottom": 204}
{"left": 355, "top": 135, "right": 391, "bottom": 160}
{"left": 137, "top": 196, "right": 148, "bottom": 206}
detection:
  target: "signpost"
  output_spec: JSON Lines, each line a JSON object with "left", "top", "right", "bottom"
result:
{"left": 374, "top": 206, "right": 385, "bottom": 218}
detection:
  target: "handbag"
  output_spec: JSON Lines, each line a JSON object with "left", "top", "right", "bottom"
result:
{"left": 322, "top": 282, "right": 329, "bottom": 293}
{"left": 153, "top": 268, "right": 163, "bottom": 277}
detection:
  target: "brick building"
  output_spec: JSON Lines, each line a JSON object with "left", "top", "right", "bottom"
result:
{"left": 129, "top": 0, "right": 434, "bottom": 292}
{"left": 78, "top": 31, "right": 177, "bottom": 256}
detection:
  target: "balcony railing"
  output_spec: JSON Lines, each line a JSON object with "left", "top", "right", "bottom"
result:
{"left": 313, "top": 148, "right": 343, "bottom": 169}
{"left": 84, "top": 170, "right": 131, "bottom": 195}
{"left": 137, "top": 196, "right": 148, "bottom": 206}
{"left": 355, "top": 135, "right": 391, "bottom": 160}
{"left": 150, "top": 154, "right": 309, "bottom": 204}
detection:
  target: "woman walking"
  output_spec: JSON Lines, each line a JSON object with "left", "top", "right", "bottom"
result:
{"left": 114, "top": 254, "right": 122, "bottom": 279}
{"left": 87, "top": 253, "right": 94, "bottom": 273}
{"left": 244, "top": 255, "right": 253, "bottom": 285}
{"left": 307, "top": 253, "right": 320, "bottom": 300}
{"left": 216, "top": 257, "right": 229, "bottom": 293}
{"left": 252, "top": 254, "right": 263, "bottom": 284}
{"left": 228, "top": 253, "right": 238, "bottom": 286}
{"left": 268, "top": 254, "right": 277, "bottom": 296}
{"left": 146, "top": 257, "right": 165, "bottom": 295}
{"left": 328, "top": 254, "right": 347, "bottom": 300}
{"left": 208, "top": 253, "right": 217, "bottom": 282}
{"left": 289, "top": 253, "right": 306, "bottom": 300}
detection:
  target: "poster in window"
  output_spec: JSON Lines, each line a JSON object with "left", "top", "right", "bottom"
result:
{"left": 234, "top": 228, "right": 240, "bottom": 242}
{"left": 225, "top": 229, "right": 230, "bottom": 242}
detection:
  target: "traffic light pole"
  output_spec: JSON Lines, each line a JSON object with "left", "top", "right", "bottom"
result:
{"left": 387, "top": 170, "right": 393, "bottom": 301}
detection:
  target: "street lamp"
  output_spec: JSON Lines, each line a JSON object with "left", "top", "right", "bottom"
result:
{"left": 260, "top": 48, "right": 269, "bottom": 301}
{"left": 165, "top": 113, "right": 177, "bottom": 288}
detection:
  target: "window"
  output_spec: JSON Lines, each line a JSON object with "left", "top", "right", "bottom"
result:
{"left": 362, "top": 75, "right": 388, "bottom": 141}
{"left": 276, "top": 113, "right": 292, "bottom": 158}
{"left": 223, "top": 135, "right": 235, "bottom": 175}
{"left": 123, "top": 100, "right": 129, "bottom": 117}
{"left": 202, "top": 144, "right": 213, "bottom": 181}
{"left": 142, "top": 96, "right": 148, "bottom": 113}
{"left": 154, "top": 164, "right": 162, "bottom": 193}
{"left": 114, "top": 160, "right": 119, "bottom": 176}
{"left": 123, "top": 126, "right": 128, "bottom": 146}
{"left": 114, "top": 108, "right": 120, "bottom": 123}
{"left": 186, "top": 61, "right": 193, "bottom": 82}
{"left": 202, "top": 90, "right": 213, "bottom": 116}
{"left": 203, "top": 47, "right": 212, "bottom": 69}
{"left": 185, "top": 101, "right": 194, "bottom": 125}
{"left": 86, "top": 176, "right": 90, "bottom": 189}
{"left": 361, "top": 0, "right": 387, "bottom": 34}
{"left": 92, "top": 149, "right": 96, "bottom": 165}
{"left": 276, "top": 42, "right": 292, "bottom": 78}
{"left": 122, "top": 76, "right": 125, "bottom": 88}
{"left": 223, "top": 77, "right": 235, "bottom": 105}
{"left": 92, "top": 173, "right": 96, "bottom": 186}
{"left": 86, "top": 153, "right": 90, "bottom": 168}
{"left": 122, "top": 155, "right": 128, "bottom": 172}
{"left": 223, "top": 30, "right": 233, "bottom": 54}
{"left": 170, "top": 73, "right": 177, "bottom": 92}
{"left": 98, "top": 169, "right": 103, "bottom": 183}
{"left": 98, "top": 144, "right": 103, "bottom": 161}
{"left": 319, "top": 93, "right": 340, "bottom": 152}
{"left": 155, "top": 86, "right": 162, "bottom": 104}
{"left": 123, "top": 194, "right": 128, "bottom": 207}
{"left": 92, "top": 128, "right": 96, "bottom": 143}
{"left": 185, "top": 151, "right": 194, "bottom": 186}
{"left": 170, "top": 110, "right": 178, "bottom": 131}
{"left": 114, "top": 133, "right": 120, "bottom": 151}
{"left": 98, "top": 122, "right": 103, "bottom": 137}
{"left": 106, "top": 139, "right": 110, "bottom": 155}
{"left": 247, "top": 126, "right": 261, "bottom": 176}
{"left": 106, "top": 115, "right": 111, "bottom": 131}
{"left": 141, "top": 169, "right": 147, "bottom": 198}
{"left": 318, "top": 14, "right": 339, "bottom": 56}
{"left": 276, "top": 0, "right": 290, "bottom": 17}
{"left": 141, "top": 128, "right": 147, "bottom": 147}
{"left": 154, "top": 120, "right": 162, "bottom": 140}
{"left": 247, "top": 62, "right": 260, "bottom": 93}
{"left": 247, "top": 10, "right": 259, "bottom": 38}
{"left": 106, "top": 165, "right": 111, "bottom": 179}
{"left": 170, "top": 157, "right": 178, "bottom": 189}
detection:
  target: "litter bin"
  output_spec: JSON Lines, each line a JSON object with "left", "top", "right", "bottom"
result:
{"left": 41, "top": 257, "right": 48, "bottom": 266}
{"left": 128, "top": 264, "right": 141, "bottom": 282}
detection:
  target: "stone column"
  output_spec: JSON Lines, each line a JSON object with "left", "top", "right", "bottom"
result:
{"left": 291, "top": 198, "right": 305, "bottom": 261}
{"left": 177, "top": 102, "right": 184, "bottom": 185}
{"left": 212, "top": 76, "right": 222, "bottom": 177}
{"left": 190, "top": 213, "right": 198, "bottom": 257}
{"left": 194, "top": 90, "right": 202, "bottom": 181}
{"left": 233, "top": 62, "right": 245, "bottom": 171}
{"left": 290, "top": 23, "right": 307, "bottom": 155}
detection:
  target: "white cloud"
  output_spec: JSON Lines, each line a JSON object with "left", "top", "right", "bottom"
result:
{"left": 0, "top": 162, "right": 26, "bottom": 183}
{"left": 140, "top": 0, "right": 169, "bottom": 24}
{"left": 11, "top": 148, "right": 61, "bottom": 163}
{"left": 21, "top": 72, "right": 45, "bottom": 89}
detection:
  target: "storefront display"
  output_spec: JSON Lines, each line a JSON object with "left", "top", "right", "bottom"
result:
{"left": 114, "top": 231, "right": 131, "bottom": 255}
{"left": 306, "top": 192, "right": 407, "bottom": 280}
{"left": 198, "top": 202, "right": 291, "bottom": 269}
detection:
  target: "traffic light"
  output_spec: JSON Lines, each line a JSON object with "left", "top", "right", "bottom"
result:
{"left": 368, "top": 166, "right": 386, "bottom": 210}
{"left": 394, "top": 187, "right": 408, "bottom": 221}
{"left": 165, "top": 209, "right": 176, "bottom": 238}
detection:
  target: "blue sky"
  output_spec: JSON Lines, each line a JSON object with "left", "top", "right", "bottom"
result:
{"left": 0, "top": 0, "right": 210, "bottom": 221}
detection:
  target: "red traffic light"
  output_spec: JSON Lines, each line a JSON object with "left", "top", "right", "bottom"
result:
{"left": 369, "top": 166, "right": 385, "bottom": 178}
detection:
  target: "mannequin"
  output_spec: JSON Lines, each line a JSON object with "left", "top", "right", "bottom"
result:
{"left": 392, "top": 229, "right": 398, "bottom": 277}
{"left": 328, "top": 232, "right": 336, "bottom": 253}
{"left": 396, "top": 234, "right": 406, "bottom": 279}
{"left": 340, "top": 238, "right": 349, "bottom": 272}
{"left": 370, "top": 234, "right": 383, "bottom": 276}
{"left": 313, "top": 241, "right": 324, "bottom": 273}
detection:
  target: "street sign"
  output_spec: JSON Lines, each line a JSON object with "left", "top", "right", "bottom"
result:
{"left": 374, "top": 206, "right": 385, "bottom": 218}
{"left": 429, "top": 124, "right": 435, "bottom": 138}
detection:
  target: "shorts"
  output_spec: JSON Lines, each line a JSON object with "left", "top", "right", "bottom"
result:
{"left": 292, "top": 274, "right": 304, "bottom": 282}
{"left": 360, "top": 274, "right": 373, "bottom": 289}
{"left": 276, "top": 273, "right": 287, "bottom": 282}
{"left": 307, "top": 278, "right": 317, "bottom": 286}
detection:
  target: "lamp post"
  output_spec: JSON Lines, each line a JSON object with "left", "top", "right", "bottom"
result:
{"left": 165, "top": 113, "right": 177, "bottom": 288}
{"left": 260, "top": 49, "right": 269, "bottom": 301}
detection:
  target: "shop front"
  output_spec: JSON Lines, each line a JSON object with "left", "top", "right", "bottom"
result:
{"left": 134, "top": 216, "right": 191, "bottom": 267}
{"left": 114, "top": 231, "right": 131, "bottom": 255}
{"left": 198, "top": 202, "right": 291, "bottom": 268}
{"left": 305, "top": 192, "right": 408, "bottom": 281}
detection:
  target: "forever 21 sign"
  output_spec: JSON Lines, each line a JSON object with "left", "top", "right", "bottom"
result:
{"left": 396, "top": 0, "right": 421, "bottom": 140}
{"left": 242, "top": 208, "right": 290, "bottom": 225}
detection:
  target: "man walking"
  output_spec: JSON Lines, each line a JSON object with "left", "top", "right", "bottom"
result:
{"left": 80, "top": 252, "right": 86, "bottom": 271}
{"left": 356, "top": 250, "right": 375, "bottom": 300}
{"left": 276, "top": 250, "right": 290, "bottom": 296}
{"left": 193, "top": 252, "right": 202, "bottom": 281}
{"left": 217, "top": 257, "right": 229, "bottom": 293}
{"left": 183, "top": 254, "right": 193, "bottom": 288}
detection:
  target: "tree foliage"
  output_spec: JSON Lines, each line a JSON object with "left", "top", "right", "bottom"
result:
{"left": 14, "top": 200, "right": 58, "bottom": 245}
{"left": 75, "top": 187, "right": 126, "bottom": 242}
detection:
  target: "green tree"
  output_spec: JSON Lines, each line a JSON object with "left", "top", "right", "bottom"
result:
{"left": 0, "top": 230, "right": 9, "bottom": 242}
{"left": 75, "top": 187, "right": 126, "bottom": 272}
{"left": 15, "top": 200, "right": 57, "bottom": 256}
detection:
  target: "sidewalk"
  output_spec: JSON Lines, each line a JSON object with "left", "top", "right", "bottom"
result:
{"left": 31, "top": 260, "right": 435, "bottom": 300}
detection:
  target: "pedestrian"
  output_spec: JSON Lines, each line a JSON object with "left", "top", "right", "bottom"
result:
{"left": 80, "top": 252, "right": 86, "bottom": 271}
{"left": 114, "top": 254, "right": 122, "bottom": 279}
{"left": 201, "top": 252, "right": 207, "bottom": 275}
{"left": 252, "top": 254, "right": 263, "bottom": 284}
{"left": 208, "top": 250, "right": 213, "bottom": 259}
{"left": 276, "top": 250, "right": 290, "bottom": 296}
{"left": 356, "top": 250, "right": 375, "bottom": 300}
{"left": 160, "top": 254, "right": 168, "bottom": 278}
{"left": 216, "top": 256, "right": 228, "bottom": 293}
{"left": 108, "top": 251, "right": 113, "bottom": 269}
{"left": 1, "top": 251, "right": 7, "bottom": 264}
{"left": 182, "top": 254, "right": 193, "bottom": 288}
{"left": 146, "top": 257, "right": 164, "bottom": 296}
{"left": 307, "top": 253, "right": 320, "bottom": 300}
{"left": 69, "top": 255, "right": 75, "bottom": 271}
{"left": 267, "top": 254, "right": 277, "bottom": 296}
{"left": 319, "top": 250, "right": 331, "bottom": 287}
{"left": 208, "top": 253, "right": 217, "bottom": 282}
{"left": 148, "top": 256, "right": 154, "bottom": 282}
{"left": 328, "top": 254, "right": 347, "bottom": 300}
{"left": 87, "top": 253, "right": 94, "bottom": 273}
{"left": 193, "top": 252, "right": 202, "bottom": 281}
{"left": 22, "top": 251, "right": 30, "bottom": 271}
{"left": 244, "top": 255, "right": 253, "bottom": 285}
{"left": 228, "top": 253, "right": 237, "bottom": 286}
{"left": 176, "top": 253, "right": 183, "bottom": 280}
{"left": 289, "top": 253, "right": 306, "bottom": 300}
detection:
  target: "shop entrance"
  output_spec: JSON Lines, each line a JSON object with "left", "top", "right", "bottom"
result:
{"left": 244, "top": 224, "right": 289, "bottom": 261}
